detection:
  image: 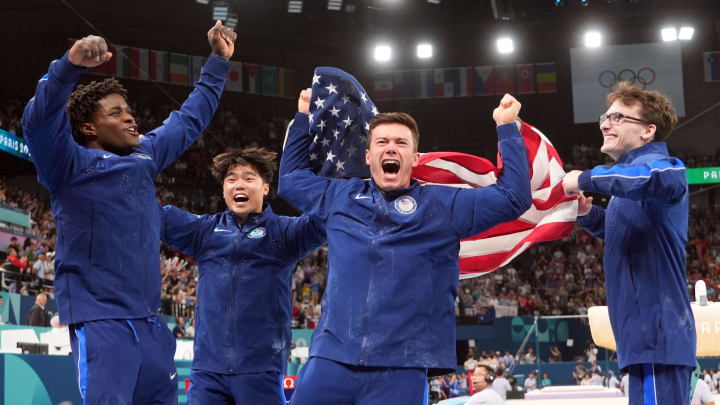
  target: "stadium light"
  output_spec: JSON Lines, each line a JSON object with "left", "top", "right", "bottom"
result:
{"left": 226, "top": 13, "right": 238, "bottom": 29}
{"left": 661, "top": 27, "right": 677, "bottom": 42}
{"left": 554, "top": 0, "right": 564, "bottom": 6}
{"left": 496, "top": 37, "right": 514, "bottom": 54}
{"left": 678, "top": 26, "right": 694, "bottom": 40}
{"left": 196, "top": 0, "right": 209, "bottom": 4}
{"left": 417, "top": 43, "right": 433, "bottom": 59}
{"left": 328, "top": 0, "right": 343, "bottom": 11}
{"left": 427, "top": 0, "right": 441, "bottom": 3}
{"left": 212, "top": 2, "right": 229, "bottom": 20}
{"left": 374, "top": 45, "right": 392, "bottom": 62}
{"left": 288, "top": 0, "right": 303, "bottom": 13}
{"left": 584, "top": 31, "right": 602, "bottom": 48}
{"left": 580, "top": 0, "right": 590, "bottom": 6}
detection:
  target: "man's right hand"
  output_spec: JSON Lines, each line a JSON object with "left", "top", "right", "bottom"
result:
{"left": 577, "top": 192, "right": 593, "bottom": 216}
{"left": 493, "top": 94, "right": 521, "bottom": 126}
{"left": 298, "top": 88, "right": 311, "bottom": 114}
{"left": 68, "top": 36, "right": 112, "bottom": 67}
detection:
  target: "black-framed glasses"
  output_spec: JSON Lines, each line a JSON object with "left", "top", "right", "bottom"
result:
{"left": 599, "top": 112, "right": 651, "bottom": 127}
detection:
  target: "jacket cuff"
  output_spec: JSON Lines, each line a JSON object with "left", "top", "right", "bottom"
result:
{"left": 578, "top": 169, "right": 594, "bottom": 192}
{"left": 204, "top": 53, "right": 230, "bottom": 76}
{"left": 293, "top": 112, "right": 309, "bottom": 130}
{"left": 496, "top": 122, "right": 521, "bottom": 142}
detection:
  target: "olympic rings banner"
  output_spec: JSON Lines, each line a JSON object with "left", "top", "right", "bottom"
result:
{"left": 570, "top": 42, "right": 685, "bottom": 124}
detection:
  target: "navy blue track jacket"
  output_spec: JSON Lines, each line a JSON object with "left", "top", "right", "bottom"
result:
{"left": 577, "top": 142, "right": 696, "bottom": 369}
{"left": 21, "top": 52, "right": 228, "bottom": 325}
{"left": 161, "top": 205, "right": 324, "bottom": 375}
{"left": 278, "top": 112, "right": 532, "bottom": 376}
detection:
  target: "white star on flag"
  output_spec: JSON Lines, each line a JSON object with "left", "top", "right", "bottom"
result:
{"left": 342, "top": 116, "right": 353, "bottom": 128}
{"left": 329, "top": 106, "right": 341, "bottom": 117}
{"left": 320, "top": 137, "right": 331, "bottom": 147}
{"left": 326, "top": 150, "right": 336, "bottom": 161}
{"left": 360, "top": 93, "right": 367, "bottom": 103}
{"left": 317, "top": 120, "right": 327, "bottom": 130}
{"left": 314, "top": 97, "right": 325, "bottom": 109}
{"left": 341, "top": 95, "right": 350, "bottom": 104}
{"left": 332, "top": 129, "right": 340, "bottom": 139}
{"left": 325, "top": 83, "right": 338, "bottom": 94}
{"left": 335, "top": 160, "right": 345, "bottom": 171}
{"left": 371, "top": 106, "right": 379, "bottom": 116}
{"left": 312, "top": 74, "right": 321, "bottom": 85}
{"left": 309, "top": 152, "right": 318, "bottom": 160}
{"left": 346, "top": 145, "right": 357, "bottom": 157}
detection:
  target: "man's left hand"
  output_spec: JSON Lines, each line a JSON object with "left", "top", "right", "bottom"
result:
{"left": 207, "top": 20, "right": 236, "bottom": 61}
{"left": 562, "top": 170, "right": 582, "bottom": 197}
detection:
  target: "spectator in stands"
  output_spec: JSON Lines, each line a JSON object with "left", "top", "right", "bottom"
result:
{"left": 585, "top": 343, "right": 598, "bottom": 362}
{"left": 523, "top": 371, "right": 538, "bottom": 392}
{"left": 32, "top": 252, "right": 53, "bottom": 280}
{"left": 540, "top": 372, "right": 552, "bottom": 388}
{"left": 620, "top": 373, "right": 629, "bottom": 396}
{"left": 3, "top": 247, "right": 29, "bottom": 292}
{"left": 691, "top": 378, "right": 716, "bottom": 405}
{"left": 502, "top": 350, "right": 514, "bottom": 369}
{"left": 185, "top": 317, "right": 195, "bottom": 339}
{"left": 549, "top": 345, "right": 562, "bottom": 362}
{"left": 524, "top": 347, "right": 537, "bottom": 364}
{"left": 466, "top": 365, "right": 504, "bottom": 405}
{"left": 572, "top": 360, "right": 588, "bottom": 384}
{"left": 173, "top": 316, "right": 186, "bottom": 338}
{"left": 590, "top": 359, "right": 602, "bottom": 373}
{"left": 589, "top": 369, "right": 604, "bottom": 385}
{"left": 608, "top": 370, "right": 620, "bottom": 389}
{"left": 27, "top": 292, "right": 49, "bottom": 326}
{"left": 8, "top": 237, "right": 21, "bottom": 253}
{"left": 464, "top": 353, "right": 479, "bottom": 372}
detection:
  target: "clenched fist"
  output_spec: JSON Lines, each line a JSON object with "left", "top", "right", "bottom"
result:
{"left": 69, "top": 36, "right": 112, "bottom": 68}
{"left": 493, "top": 94, "right": 521, "bottom": 127}
{"left": 298, "top": 88, "right": 311, "bottom": 114}
{"left": 208, "top": 20, "right": 237, "bottom": 61}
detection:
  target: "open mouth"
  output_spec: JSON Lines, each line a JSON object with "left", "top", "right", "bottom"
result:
{"left": 127, "top": 125, "right": 139, "bottom": 137}
{"left": 603, "top": 133, "right": 617, "bottom": 142}
{"left": 381, "top": 159, "right": 400, "bottom": 175}
{"left": 233, "top": 193, "right": 249, "bottom": 203}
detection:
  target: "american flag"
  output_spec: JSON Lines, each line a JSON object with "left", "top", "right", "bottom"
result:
{"left": 301, "top": 67, "right": 577, "bottom": 278}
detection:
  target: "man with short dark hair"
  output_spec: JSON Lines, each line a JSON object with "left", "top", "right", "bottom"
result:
{"left": 563, "top": 81, "right": 695, "bottom": 405}
{"left": 467, "top": 365, "right": 504, "bottom": 405}
{"left": 21, "top": 21, "right": 235, "bottom": 404}
{"left": 162, "top": 147, "right": 324, "bottom": 404}
{"left": 280, "top": 89, "right": 531, "bottom": 404}
{"left": 173, "top": 316, "right": 186, "bottom": 339}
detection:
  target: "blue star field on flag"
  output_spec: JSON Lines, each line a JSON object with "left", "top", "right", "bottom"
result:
{"left": 307, "top": 67, "right": 380, "bottom": 179}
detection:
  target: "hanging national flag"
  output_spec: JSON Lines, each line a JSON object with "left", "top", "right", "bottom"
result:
{"left": 303, "top": 67, "right": 376, "bottom": 179}
{"left": 494, "top": 65, "right": 516, "bottom": 95}
{"left": 515, "top": 64, "right": 535, "bottom": 94}
{"left": 278, "top": 68, "right": 296, "bottom": 98}
{"left": 169, "top": 53, "right": 189, "bottom": 85}
{"left": 414, "top": 69, "right": 435, "bottom": 99}
{"left": 374, "top": 71, "right": 393, "bottom": 100}
{"left": 704, "top": 51, "right": 720, "bottom": 82}
{"left": 434, "top": 68, "right": 461, "bottom": 98}
{"left": 226, "top": 61, "right": 243, "bottom": 92}
{"left": 188, "top": 55, "right": 205, "bottom": 85}
{"left": 412, "top": 122, "right": 577, "bottom": 277}
{"left": 536, "top": 62, "right": 557, "bottom": 93}
{"left": 243, "top": 63, "right": 260, "bottom": 94}
{"left": 261, "top": 65, "right": 278, "bottom": 96}
{"left": 149, "top": 50, "right": 169, "bottom": 83}
{"left": 106, "top": 45, "right": 129, "bottom": 78}
{"left": 394, "top": 70, "right": 415, "bottom": 99}
{"left": 130, "top": 48, "right": 149, "bottom": 80}
{"left": 458, "top": 67, "right": 475, "bottom": 97}
{"left": 474, "top": 66, "right": 495, "bottom": 96}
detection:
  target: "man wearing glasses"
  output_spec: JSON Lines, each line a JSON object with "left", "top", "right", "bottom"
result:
{"left": 563, "top": 81, "right": 695, "bottom": 405}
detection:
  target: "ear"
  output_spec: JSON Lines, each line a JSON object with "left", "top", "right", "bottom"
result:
{"left": 642, "top": 124, "right": 656, "bottom": 142}
{"left": 79, "top": 122, "right": 96, "bottom": 136}
{"left": 263, "top": 183, "right": 270, "bottom": 196}
{"left": 411, "top": 151, "right": 420, "bottom": 168}
{"left": 365, "top": 148, "right": 371, "bottom": 166}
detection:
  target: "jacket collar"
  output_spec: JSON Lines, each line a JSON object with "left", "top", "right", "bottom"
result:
{"left": 369, "top": 178, "right": 420, "bottom": 200}
{"left": 615, "top": 142, "right": 669, "bottom": 165}
{"left": 227, "top": 204, "right": 273, "bottom": 232}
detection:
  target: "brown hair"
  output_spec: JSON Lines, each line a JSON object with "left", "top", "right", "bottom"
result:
{"left": 211, "top": 147, "right": 277, "bottom": 184}
{"left": 606, "top": 81, "right": 678, "bottom": 141}
{"left": 67, "top": 77, "right": 129, "bottom": 146}
{"left": 368, "top": 112, "right": 420, "bottom": 152}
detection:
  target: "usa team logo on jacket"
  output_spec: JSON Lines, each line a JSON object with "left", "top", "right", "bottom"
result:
{"left": 394, "top": 196, "right": 417, "bottom": 215}
{"left": 248, "top": 227, "right": 266, "bottom": 238}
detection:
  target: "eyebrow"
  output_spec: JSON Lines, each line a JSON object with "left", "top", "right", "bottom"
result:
{"left": 225, "top": 171, "right": 258, "bottom": 178}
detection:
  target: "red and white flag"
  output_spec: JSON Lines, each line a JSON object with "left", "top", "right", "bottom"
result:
{"left": 412, "top": 121, "right": 577, "bottom": 278}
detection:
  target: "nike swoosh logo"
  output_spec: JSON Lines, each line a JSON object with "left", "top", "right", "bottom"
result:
{"left": 102, "top": 154, "right": 113, "bottom": 159}
{"left": 213, "top": 228, "right": 232, "bottom": 233}
{"left": 354, "top": 193, "right": 371, "bottom": 200}
{"left": 170, "top": 372, "right": 177, "bottom": 380}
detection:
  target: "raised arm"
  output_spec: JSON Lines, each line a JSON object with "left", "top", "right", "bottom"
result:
{"left": 21, "top": 36, "right": 112, "bottom": 191}
{"left": 144, "top": 21, "right": 235, "bottom": 172}
{"left": 282, "top": 215, "right": 326, "bottom": 261}
{"left": 161, "top": 205, "right": 205, "bottom": 256}
{"left": 449, "top": 95, "right": 533, "bottom": 238}
{"left": 277, "top": 89, "right": 343, "bottom": 223}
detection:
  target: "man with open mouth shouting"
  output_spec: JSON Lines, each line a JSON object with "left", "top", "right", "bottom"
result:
{"left": 21, "top": 21, "right": 235, "bottom": 404}
{"left": 278, "top": 89, "right": 532, "bottom": 404}
{"left": 161, "top": 147, "right": 324, "bottom": 405}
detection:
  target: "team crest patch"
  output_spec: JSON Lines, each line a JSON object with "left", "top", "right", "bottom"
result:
{"left": 394, "top": 195, "right": 417, "bottom": 215}
{"left": 248, "top": 227, "right": 267, "bottom": 238}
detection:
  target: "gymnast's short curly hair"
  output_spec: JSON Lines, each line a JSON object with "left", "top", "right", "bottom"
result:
{"left": 66, "top": 77, "right": 128, "bottom": 145}
{"left": 211, "top": 147, "right": 278, "bottom": 185}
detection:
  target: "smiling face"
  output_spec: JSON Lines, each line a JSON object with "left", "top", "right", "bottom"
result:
{"left": 599, "top": 100, "right": 656, "bottom": 161}
{"left": 365, "top": 122, "right": 420, "bottom": 192}
{"left": 223, "top": 164, "right": 268, "bottom": 222}
{"left": 83, "top": 93, "right": 140, "bottom": 155}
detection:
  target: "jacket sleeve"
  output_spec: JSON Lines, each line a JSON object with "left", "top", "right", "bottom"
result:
{"left": 143, "top": 54, "right": 228, "bottom": 173}
{"left": 578, "top": 157, "right": 687, "bottom": 204}
{"left": 161, "top": 205, "right": 204, "bottom": 256}
{"left": 277, "top": 112, "right": 343, "bottom": 223}
{"left": 577, "top": 205, "right": 605, "bottom": 240}
{"left": 282, "top": 215, "right": 326, "bottom": 261}
{"left": 449, "top": 123, "right": 533, "bottom": 239}
{"left": 21, "top": 52, "right": 85, "bottom": 191}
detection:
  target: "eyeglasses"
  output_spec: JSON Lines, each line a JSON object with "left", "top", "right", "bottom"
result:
{"left": 598, "top": 112, "right": 651, "bottom": 127}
